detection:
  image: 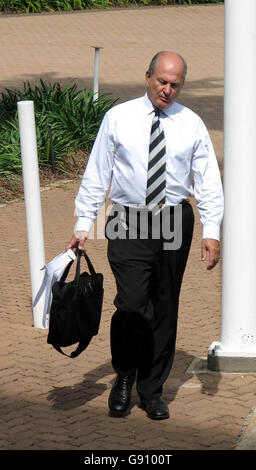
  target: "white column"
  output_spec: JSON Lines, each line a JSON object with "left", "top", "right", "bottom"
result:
{"left": 18, "top": 101, "right": 46, "bottom": 329}
{"left": 92, "top": 46, "right": 103, "bottom": 101}
{"left": 208, "top": 0, "right": 256, "bottom": 368}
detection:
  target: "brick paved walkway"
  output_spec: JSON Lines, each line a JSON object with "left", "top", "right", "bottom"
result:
{"left": 0, "top": 4, "right": 255, "bottom": 451}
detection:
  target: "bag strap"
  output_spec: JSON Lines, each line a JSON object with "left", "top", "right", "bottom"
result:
{"left": 52, "top": 338, "right": 91, "bottom": 358}
{"left": 76, "top": 249, "right": 97, "bottom": 277}
{"left": 75, "top": 249, "right": 97, "bottom": 285}
{"left": 60, "top": 249, "right": 97, "bottom": 285}
{"left": 74, "top": 250, "right": 97, "bottom": 295}
{"left": 83, "top": 251, "right": 97, "bottom": 278}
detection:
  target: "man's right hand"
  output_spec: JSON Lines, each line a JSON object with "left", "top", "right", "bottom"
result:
{"left": 65, "top": 232, "right": 88, "bottom": 253}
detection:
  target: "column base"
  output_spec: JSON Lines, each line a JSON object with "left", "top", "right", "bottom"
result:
{"left": 208, "top": 341, "right": 256, "bottom": 372}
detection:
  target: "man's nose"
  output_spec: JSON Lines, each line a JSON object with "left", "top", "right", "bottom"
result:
{"left": 163, "top": 83, "right": 171, "bottom": 95}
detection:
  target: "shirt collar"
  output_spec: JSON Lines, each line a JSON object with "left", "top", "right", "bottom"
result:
{"left": 142, "top": 93, "right": 177, "bottom": 120}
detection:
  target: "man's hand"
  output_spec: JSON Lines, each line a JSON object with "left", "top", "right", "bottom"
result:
{"left": 201, "top": 238, "right": 220, "bottom": 270}
{"left": 65, "top": 231, "right": 88, "bottom": 253}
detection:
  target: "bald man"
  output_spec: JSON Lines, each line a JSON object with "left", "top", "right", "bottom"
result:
{"left": 67, "top": 51, "right": 224, "bottom": 420}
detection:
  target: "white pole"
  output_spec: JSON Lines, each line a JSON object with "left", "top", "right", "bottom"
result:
{"left": 92, "top": 46, "right": 103, "bottom": 101}
{"left": 208, "top": 0, "right": 256, "bottom": 370}
{"left": 18, "top": 101, "right": 46, "bottom": 329}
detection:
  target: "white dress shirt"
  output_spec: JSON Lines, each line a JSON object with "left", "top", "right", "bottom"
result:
{"left": 75, "top": 93, "right": 224, "bottom": 240}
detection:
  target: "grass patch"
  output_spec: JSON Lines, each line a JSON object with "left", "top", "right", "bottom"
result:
{"left": 0, "top": 0, "right": 224, "bottom": 15}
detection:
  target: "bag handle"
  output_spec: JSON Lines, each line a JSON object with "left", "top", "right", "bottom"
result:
{"left": 76, "top": 249, "right": 97, "bottom": 277}
{"left": 83, "top": 251, "right": 97, "bottom": 277}
{"left": 74, "top": 249, "right": 97, "bottom": 293}
{"left": 60, "top": 249, "right": 97, "bottom": 285}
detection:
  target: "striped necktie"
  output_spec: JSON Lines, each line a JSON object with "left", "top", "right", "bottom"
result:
{"left": 146, "top": 108, "right": 166, "bottom": 209}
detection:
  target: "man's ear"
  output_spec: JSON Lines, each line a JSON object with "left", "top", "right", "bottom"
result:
{"left": 145, "top": 70, "right": 150, "bottom": 84}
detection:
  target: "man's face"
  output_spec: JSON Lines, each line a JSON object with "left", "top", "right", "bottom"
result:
{"left": 145, "top": 54, "right": 185, "bottom": 110}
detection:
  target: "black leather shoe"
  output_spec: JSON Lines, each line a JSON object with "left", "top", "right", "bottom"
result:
{"left": 139, "top": 396, "right": 169, "bottom": 420}
{"left": 108, "top": 373, "right": 136, "bottom": 417}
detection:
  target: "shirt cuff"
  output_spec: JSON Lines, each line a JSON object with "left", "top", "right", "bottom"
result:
{"left": 202, "top": 224, "right": 220, "bottom": 241}
{"left": 75, "top": 216, "right": 94, "bottom": 233}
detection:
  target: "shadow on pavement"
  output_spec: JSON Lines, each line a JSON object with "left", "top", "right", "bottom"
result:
{"left": 47, "top": 360, "right": 113, "bottom": 410}
{"left": 46, "top": 349, "right": 222, "bottom": 410}
{"left": 165, "top": 349, "right": 222, "bottom": 404}
{"left": 0, "top": 73, "right": 223, "bottom": 132}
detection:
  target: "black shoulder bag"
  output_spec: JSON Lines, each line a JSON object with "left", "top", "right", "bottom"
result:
{"left": 47, "top": 250, "right": 104, "bottom": 358}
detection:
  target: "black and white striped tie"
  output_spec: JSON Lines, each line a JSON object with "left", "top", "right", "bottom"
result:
{"left": 146, "top": 108, "right": 166, "bottom": 209}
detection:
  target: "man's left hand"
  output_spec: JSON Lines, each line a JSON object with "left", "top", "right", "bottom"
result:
{"left": 201, "top": 238, "right": 220, "bottom": 270}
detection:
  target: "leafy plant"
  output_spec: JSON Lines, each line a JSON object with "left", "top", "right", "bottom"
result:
{"left": 0, "top": 81, "right": 116, "bottom": 174}
{"left": 0, "top": 0, "right": 224, "bottom": 14}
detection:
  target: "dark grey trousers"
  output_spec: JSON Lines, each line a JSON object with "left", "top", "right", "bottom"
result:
{"left": 106, "top": 202, "right": 194, "bottom": 400}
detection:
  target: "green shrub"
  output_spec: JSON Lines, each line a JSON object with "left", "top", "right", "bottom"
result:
{"left": 0, "top": 81, "right": 116, "bottom": 174}
{"left": 0, "top": 0, "right": 224, "bottom": 14}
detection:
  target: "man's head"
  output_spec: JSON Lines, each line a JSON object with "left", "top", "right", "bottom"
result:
{"left": 145, "top": 51, "right": 187, "bottom": 110}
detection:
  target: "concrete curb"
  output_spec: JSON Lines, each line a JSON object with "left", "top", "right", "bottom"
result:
{"left": 0, "top": 176, "right": 82, "bottom": 209}
{"left": 236, "top": 405, "right": 256, "bottom": 450}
